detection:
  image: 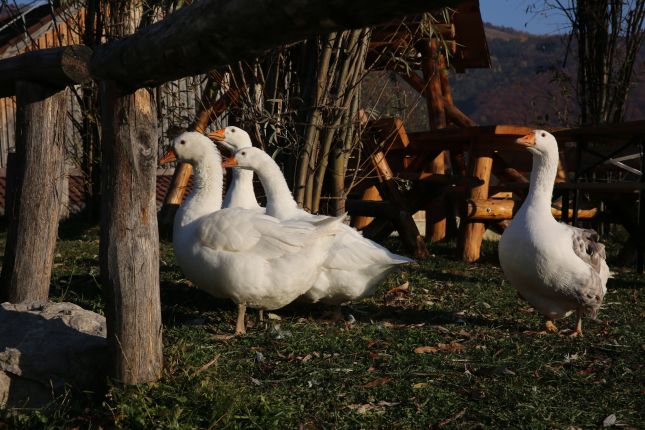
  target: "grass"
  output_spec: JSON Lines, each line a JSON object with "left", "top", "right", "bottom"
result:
{"left": 1, "top": 220, "right": 643, "bottom": 429}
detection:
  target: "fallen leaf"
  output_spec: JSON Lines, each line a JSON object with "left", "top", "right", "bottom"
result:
{"left": 412, "top": 382, "right": 429, "bottom": 389}
{"left": 578, "top": 366, "right": 596, "bottom": 375}
{"left": 211, "top": 334, "right": 234, "bottom": 342}
{"left": 192, "top": 354, "right": 220, "bottom": 376}
{"left": 385, "top": 282, "right": 409, "bottom": 295}
{"left": 437, "top": 342, "right": 466, "bottom": 353}
{"left": 415, "top": 346, "right": 439, "bottom": 354}
{"left": 602, "top": 414, "right": 616, "bottom": 427}
{"left": 348, "top": 403, "right": 375, "bottom": 414}
{"left": 250, "top": 377, "right": 262, "bottom": 386}
{"left": 494, "top": 367, "right": 516, "bottom": 376}
{"left": 437, "top": 408, "right": 467, "bottom": 427}
{"left": 377, "top": 401, "right": 400, "bottom": 407}
{"left": 267, "top": 313, "right": 282, "bottom": 320}
{"left": 362, "top": 377, "right": 391, "bottom": 388}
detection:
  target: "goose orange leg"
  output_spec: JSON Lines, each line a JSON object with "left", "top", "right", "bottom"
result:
{"left": 569, "top": 309, "right": 583, "bottom": 337}
{"left": 236, "top": 303, "right": 247, "bottom": 335}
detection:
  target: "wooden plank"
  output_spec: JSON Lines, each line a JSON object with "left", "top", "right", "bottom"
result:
{"left": 553, "top": 120, "right": 645, "bottom": 141}
{"left": 0, "top": 82, "right": 67, "bottom": 302}
{"left": 452, "top": 0, "right": 491, "bottom": 71}
{"left": 494, "top": 181, "right": 645, "bottom": 192}
{"left": 365, "top": 117, "right": 410, "bottom": 150}
{"left": 0, "top": 46, "right": 93, "bottom": 98}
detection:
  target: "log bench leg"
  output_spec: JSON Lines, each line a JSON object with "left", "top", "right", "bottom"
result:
{"left": 351, "top": 185, "right": 381, "bottom": 230}
{"left": 460, "top": 150, "right": 493, "bottom": 263}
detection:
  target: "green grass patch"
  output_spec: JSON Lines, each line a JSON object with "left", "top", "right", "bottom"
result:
{"left": 1, "top": 223, "right": 643, "bottom": 429}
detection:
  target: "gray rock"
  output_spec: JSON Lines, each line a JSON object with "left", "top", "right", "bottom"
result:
{"left": 0, "top": 301, "right": 107, "bottom": 408}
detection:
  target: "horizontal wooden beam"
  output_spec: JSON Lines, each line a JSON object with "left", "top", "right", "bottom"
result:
{"left": 464, "top": 198, "right": 598, "bottom": 221}
{"left": 553, "top": 120, "right": 645, "bottom": 141}
{"left": 0, "top": 46, "right": 93, "bottom": 98}
{"left": 493, "top": 181, "right": 645, "bottom": 193}
{"left": 89, "top": 0, "right": 458, "bottom": 89}
{"left": 346, "top": 199, "right": 399, "bottom": 219}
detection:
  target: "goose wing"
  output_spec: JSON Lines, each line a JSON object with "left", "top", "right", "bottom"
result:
{"left": 196, "top": 207, "right": 340, "bottom": 260}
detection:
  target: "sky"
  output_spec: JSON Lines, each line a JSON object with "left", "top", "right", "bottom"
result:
{"left": 10, "top": 0, "right": 571, "bottom": 36}
{"left": 479, "top": 0, "right": 571, "bottom": 35}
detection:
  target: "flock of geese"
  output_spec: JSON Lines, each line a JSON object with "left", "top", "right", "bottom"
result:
{"left": 159, "top": 127, "right": 609, "bottom": 337}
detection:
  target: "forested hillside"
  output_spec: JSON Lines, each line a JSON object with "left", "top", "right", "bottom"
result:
{"left": 451, "top": 25, "right": 643, "bottom": 126}
{"left": 363, "top": 24, "right": 645, "bottom": 130}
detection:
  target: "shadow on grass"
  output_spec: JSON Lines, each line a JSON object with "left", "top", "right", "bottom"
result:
{"left": 58, "top": 215, "right": 100, "bottom": 240}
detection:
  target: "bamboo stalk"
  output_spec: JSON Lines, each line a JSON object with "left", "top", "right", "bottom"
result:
{"left": 311, "top": 29, "right": 365, "bottom": 213}
{"left": 295, "top": 32, "right": 336, "bottom": 209}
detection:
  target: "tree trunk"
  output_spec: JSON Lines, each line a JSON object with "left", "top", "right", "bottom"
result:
{"left": 100, "top": 82, "right": 163, "bottom": 384}
{"left": 0, "top": 82, "right": 67, "bottom": 303}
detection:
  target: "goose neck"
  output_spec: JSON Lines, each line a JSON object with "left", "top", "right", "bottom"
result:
{"left": 179, "top": 148, "right": 223, "bottom": 224}
{"left": 254, "top": 158, "right": 298, "bottom": 219}
{"left": 525, "top": 149, "right": 558, "bottom": 215}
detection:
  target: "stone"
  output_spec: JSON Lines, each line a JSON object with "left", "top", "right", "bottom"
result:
{"left": 0, "top": 301, "right": 107, "bottom": 408}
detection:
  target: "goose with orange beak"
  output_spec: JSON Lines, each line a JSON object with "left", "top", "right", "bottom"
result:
{"left": 498, "top": 130, "right": 609, "bottom": 336}
{"left": 158, "top": 131, "right": 345, "bottom": 335}
{"left": 221, "top": 143, "right": 413, "bottom": 307}
{"left": 208, "top": 127, "right": 262, "bottom": 210}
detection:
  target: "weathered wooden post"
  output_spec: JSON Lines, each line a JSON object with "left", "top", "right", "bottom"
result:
{"left": 0, "top": 46, "right": 92, "bottom": 303}
{"left": 99, "top": 82, "right": 163, "bottom": 383}
{"left": 0, "top": 84, "right": 68, "bottom": 302}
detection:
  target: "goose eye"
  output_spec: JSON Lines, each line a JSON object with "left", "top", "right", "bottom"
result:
{"left": 231, "top": 128, "right": 236, "bottom": 133}
{"left": 541, "top": 133, "right": 546, "bottom": 137}
{"left": 241, "top": 151, "right": 246, "bottom": 156}
{"left": 180, "top": 140, "right": 186, "bottom": 145}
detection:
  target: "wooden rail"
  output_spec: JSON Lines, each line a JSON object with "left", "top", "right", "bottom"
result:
{"left": 88, "top": 0, "right": 458, "bottom": 90}
{"left": 0, "top": 46, "right": 93, "bottom": 98}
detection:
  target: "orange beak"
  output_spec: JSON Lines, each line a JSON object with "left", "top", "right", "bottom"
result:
{"left": 516, "top": 133, "right": 536, "bottom": 147}
{"left": 222, "top": 156, "right": 237, "bottom": 168}
{"left": 208, "top": 128, "right": 226, "bottom": 142}
{"left": 159, "top": 148, "right": 177, "bottom": 164}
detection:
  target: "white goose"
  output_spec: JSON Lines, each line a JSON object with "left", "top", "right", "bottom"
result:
{"left": 211, "top": 127, "right": 413, "bottom": 305}
{"left": 498, "top": 130, "right": 609, "bottom": 336}
{"left": 160, "top": 132, "right": 344, "bottom": 334}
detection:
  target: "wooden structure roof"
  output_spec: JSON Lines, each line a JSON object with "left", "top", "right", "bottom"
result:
{"left": 367, "top": 0, "right": 490, "bottom": 73}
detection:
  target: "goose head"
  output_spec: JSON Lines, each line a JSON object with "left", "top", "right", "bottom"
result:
{"left": 516, "top": 129, "right": 558, "bottom": 157}
{"left": 208, "top": 126, "right": 253, "bottom": 153}
{"left": 160, "top": 131, "right": 222, "bottom": 166}
{"left": 222, "top": 146, "right": 268, "bottom": 171}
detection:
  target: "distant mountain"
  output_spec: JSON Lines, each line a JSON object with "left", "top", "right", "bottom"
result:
{"left": 449, "top": 23, "right": 645, "bottom": 126}
{"left": 362, "top": 23, "right": 644, "bottom": 131}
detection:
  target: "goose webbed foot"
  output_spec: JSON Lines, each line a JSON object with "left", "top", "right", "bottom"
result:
{"left": 545, "top": 319, "right": 558, "bottom": 334}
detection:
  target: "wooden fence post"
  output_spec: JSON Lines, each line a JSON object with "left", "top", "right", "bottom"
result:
{"left": 0, "top": 82, "right": 67, "bottom": 303}
{"left": 100, "top": 82, "right": 163, "bottom": 384}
